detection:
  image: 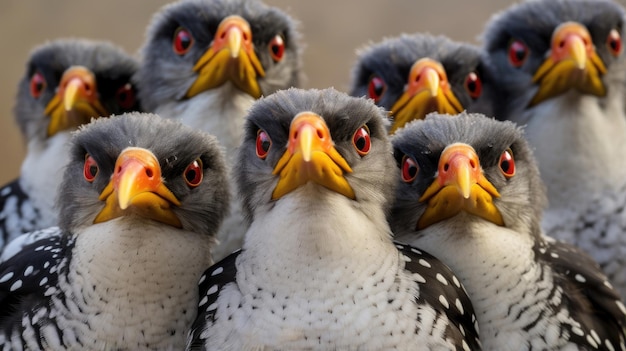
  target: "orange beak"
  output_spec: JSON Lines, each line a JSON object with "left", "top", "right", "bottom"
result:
{"left": 185, "top": 15, "right": 265, "bottom": 99}
{"left": 271, "top": 112, "right": 354, "bottom": 200}
{"left": 43, "top": 66, "right": 109, "bottom": 137}
{"left": 530, "top": 21, "right": 607, "bottom": 106}
{"left": 94, "top": 147, "right": 182, "bottom": 227}
{"left": 389, "top": 58, "right": 463, "bottom": 134}
{"left": 417, "top": 143, "right": 503, "bottom": 229}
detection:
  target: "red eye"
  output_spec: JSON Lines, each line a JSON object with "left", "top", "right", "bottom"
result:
{"left": 499, "top": 148, "right": 515, "bottom": 178}
{"left": 508, "top": 40, "right": 529, "bottom": 67}
{"left": 269, "top": 35, "right": 285, "bottom": 62}
{"left": 256, "top": 130, "right": 271, "bottom": 159}
{"left": 352, "top": 126, "right": 371, "bottom": 156}
{"left": 29, "top": 71, "right": 46, "bottom": 98}
{"left": 83, "top": 154, "right": 99, "bottom": 182}
{"left": 464, "top": 72, "right": 482, "bottom": 99}
{"left": 401, "top": 155, "right": 419, "bottom": 183}
{"left": 115, "top": 83, "right": 136, "bottom": 110}
{"left": 173, "top": 27, "right": 194, "bottom": 55}
{"left": 607, "top": 29, "right": 622, "bottom": 56}
{"left": 367, "top": 75, "right": 386, "bottom": 103}
{"left": 184, "top": 158, "right": 203, "bottom": 187}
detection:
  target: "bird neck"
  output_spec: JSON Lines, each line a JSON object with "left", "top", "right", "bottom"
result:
{"left": 240, "top": 186, "right": 396, "bottom": 294}
{"left": 19, "top": 132, "right": 72, "bottom": 227}
{"left": 154, "top": 83, "right": 255, "bottom": 155}
{"left": 516, "top": 91, "right": 626, "bottom": 211}
{"left": 63, "top": 217, "right": 214, "bottom": 349}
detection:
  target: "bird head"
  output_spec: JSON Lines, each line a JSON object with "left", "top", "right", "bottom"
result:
{"left": 389, "top": 113, "right": 546, "bottom": 237}
{"left": 350, "top": 34, "right": 494, "bottom": 134}
{"left": 14, "top": 39, "right": 142, "bottom": 144}
{"left": 482, "top": 0, "right": 625, "bottom": 121}
{"left": 58, "top": 113, "right": 230, "bottom": 236}
{"left": 236, "top": 88, "right": 397, "bottom": 223}
{"left": 136, "top": 0, "right": 302, "bottom": 111}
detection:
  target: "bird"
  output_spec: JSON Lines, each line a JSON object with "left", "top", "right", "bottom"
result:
{"left": 186, "top": 88, "right": 481, "bottom": 351}
{"left": 135, "top": 0, "right": 303, "bottom": 261}
{"left": 389, "top": 112, "right": 626, "bottom": 350}
{"left": 481, "top": 0, "right": 626, "bottom": 296}
{"left": 0, "top": 39, "right": 142, "bottom": 249}
{"left": 349, "top": 33, "right": 494, "bottom": 134}
{"left": 0, "top": 112, "right": 230, "bottom": 350}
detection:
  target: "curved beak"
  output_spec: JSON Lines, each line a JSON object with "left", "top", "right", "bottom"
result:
{"left": 530, "top": 21, "right": 607, "bottom": 106}
{"left": 271, "top": 112, "right": 354, "bottom": 200}
{"left": 43, "top": 66, "right": 109, "bottom": 137}
{"left": 94, "top": 147, "right": 182, "bottom": 227}
{"left": 389, "top": 58, "right": 463, "bottom": 134}
{"left": 185, "top": 15, "right": 266, "bottom": 99}
{"left": 417, "top": 143, "right": 503, "bottom": 230}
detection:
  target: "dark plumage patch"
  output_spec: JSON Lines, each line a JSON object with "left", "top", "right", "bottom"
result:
{"left": 395, "top": 242, "right": 481, "bottom": 351}
{"left": 188, "top": 250, "right": 241, "bottom": 350}
{"left": 0, "top": 181, "right": 38, "bottom": 246}
{"left": 0, "top": 231, "right": 72, "bottom": 348}
{"left": 534, "top": 238, "right": 626, "bottom": 350}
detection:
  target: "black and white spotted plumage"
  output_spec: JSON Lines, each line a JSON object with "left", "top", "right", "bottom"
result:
{"left": 135, "top": 0, "right": 303, "bottom": 262}
{"left": 349, "top": 33, "right": 495, "bottom": 134}
{"left": 0, "top": 39, "right": 141, "bottom": 249}
{"left": 390, "top": 112, "right": 626, "bottom": 350}
{"left": 481, "top": 0, "right": 626, "bottom": 297}
{"left": 0, "top": 113, "right": 230, "bottom": 350}
{"left": 187, "top": 88, "right": 481, "bottom": 350}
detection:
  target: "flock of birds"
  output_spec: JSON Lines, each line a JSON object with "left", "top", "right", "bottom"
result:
{"left": 0, "top": 0, "right": 625, "bottom": 349}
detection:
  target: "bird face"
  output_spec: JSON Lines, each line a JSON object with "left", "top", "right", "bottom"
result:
{"left": 237, "top": 88, "right": 396, "bottom": 222}
{"left": 391, "top": 113, "right": 545, "bottom": 234}
{"left": 415, "top": 142, "right": 504, "bottom": 229}
{"left": 529, "top": 22, "right": 610, "bottom": 106}
{"left": 184, "top": 15, "right": 266, "bottom": 99}
{"left": 15, "top": 40, "right": 141, "bottom": 142}
{"left": 271, "top": 112, "right": 355, "bottom": 200}
{"left": 137, "top": 0, "right": 301, "bottom": 110}
{"left": 389, "top": 58, "right": 464, "bottom": 134}
{"left": 58, "top": 113, "right": 230, "bottom": 235}
{"left": 42, "top": 66, "right": 110, "bottom": 137}
{"left": 93, "top": 147, "right": 183, "bottom": 228}
{"left": 483, "top": 0, "right": 625, "bottom": 113}
{"left": 350, "top": 34, "right": 490, "bottom": 134}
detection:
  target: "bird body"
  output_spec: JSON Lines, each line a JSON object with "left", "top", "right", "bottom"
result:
{"left": 0, "top": 220, "right": 211, "bottom": 350}
{"left": 136, "top": 0, "right": 303, "bottom": 261}
{"left": 187, "top": 88, "right": 480, "bottom": 351}
{"left": 481, "top": 0, "right": 626, "bottom": 296}
{"left": 0, "top": 39, "right": 141, "bottom": 248}
{"left": 196, "top": 194, "right": 433, "bottom": 350}
{"left": 390, "top": 113, "right": 626, "bottom": 350}
{"left": 0, "top": 113, "right": 230, "bottom": 350}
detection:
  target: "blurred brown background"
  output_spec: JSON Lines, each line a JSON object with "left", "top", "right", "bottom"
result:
{"left": 0, "top": 0, "right": 584, "bottom": 185}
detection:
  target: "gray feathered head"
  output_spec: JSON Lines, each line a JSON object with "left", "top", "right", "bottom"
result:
{"left": 58, "top": 112, "right": 230, "bottom": 237}
{"left": 136, "top": 0, "right": 303, "bottom": 111}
